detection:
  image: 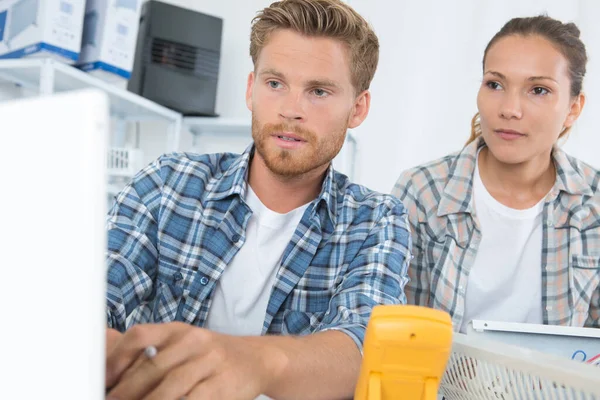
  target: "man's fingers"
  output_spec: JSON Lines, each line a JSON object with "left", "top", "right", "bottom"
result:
{"left": 186, "top": 373, "right": 230, "bottom": 400}
{"left": 107, "top": 351, "right": 167, "bottom": 400}
{"left": 144, "top": 352, "right": 222, "bottom": 400}
{"left": 105, "top": 323, "right": 186, "bottom": 388}
{"left": 106, "top": 328, "right": 122, "bottom": 358}
{"left": 118, "top": 348, "right": 154, "bottom": 383}
{"left": 105, "top": 328, "right": 123, "bottom": 388}
{"left": 108, "top": 331, "right": 212, "bottom": 400}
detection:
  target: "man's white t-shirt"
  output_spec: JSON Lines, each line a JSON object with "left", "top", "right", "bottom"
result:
{"left": 459, "top": 153, "right": 545, "bottom": 333}
{"left": 206, "top": 185, "right": 309, "bottom": 335}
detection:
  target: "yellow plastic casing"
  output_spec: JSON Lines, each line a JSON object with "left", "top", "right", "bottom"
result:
{"left": 354, "top": 305, "right": 453, "bottom": 400}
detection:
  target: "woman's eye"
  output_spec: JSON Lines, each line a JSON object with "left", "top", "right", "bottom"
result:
{"left": 486, "top": 81, "right": 502, "bottom": 90}
{"left": 532, "top": 87, "right": 549, "bottom": 95}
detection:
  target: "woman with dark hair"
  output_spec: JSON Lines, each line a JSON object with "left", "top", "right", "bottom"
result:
{"left": 393, "top": 15, "right": 599, "bottom": 332}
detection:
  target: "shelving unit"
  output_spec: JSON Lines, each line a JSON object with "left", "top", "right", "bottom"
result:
{"left": 0, "top": 58, "right": 181, "bottom": 127}
{"left": 184, "top": 116, "right": 251, "bottom": 136}
{"left": 0, "top": 57, "right": 185, "bottom": 202}
{"left": 0, "top": 58, "right": 183, "bottom": 159}
{"left": 340, "top": 130, "right": 358, "bottom": 182}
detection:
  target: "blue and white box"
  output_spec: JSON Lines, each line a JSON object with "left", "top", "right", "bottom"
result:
{"left": 77, "top": 0, "right": 142, "bottom": 84}
{"left": 0, "top": 0, "right": 85, "bottom": 63}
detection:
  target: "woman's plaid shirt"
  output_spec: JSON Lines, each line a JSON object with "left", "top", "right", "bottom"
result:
{"left": 393, "top": 138, "right": 600, "bottom": 331}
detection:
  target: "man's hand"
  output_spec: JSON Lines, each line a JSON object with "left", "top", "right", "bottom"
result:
{"left": 106, "top": 328, "right": 123, "bottom": 359}
{"left": 105, "top": 322, "right": 288, "bottom": 400}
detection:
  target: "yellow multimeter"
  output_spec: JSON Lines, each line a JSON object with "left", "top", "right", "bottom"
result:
{"left": 354, "top": 305, "right": 453, "bottom": 400}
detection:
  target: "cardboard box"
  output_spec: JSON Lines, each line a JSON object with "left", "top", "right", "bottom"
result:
{"left": 77, "top": 0, "right": 142, "bottom": 84}
{"left": 0, "top": 0, "right": 85, "bottom": 63}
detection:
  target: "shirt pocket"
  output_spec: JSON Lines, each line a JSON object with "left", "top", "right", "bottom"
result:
{"left": 281, "top": 288, "right": 331, "bottom": 335}
{"left": 570, "top": 254, "right": 600, "bottom": 324}
{"left": 150, "top": 260, "right": 202, "bottom": 323}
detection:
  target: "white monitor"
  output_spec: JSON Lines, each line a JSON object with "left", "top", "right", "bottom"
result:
{"left": 0, "top": 89, "right": 109, "bottom": 399}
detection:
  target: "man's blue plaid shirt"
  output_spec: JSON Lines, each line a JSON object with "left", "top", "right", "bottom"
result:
{"left": 106, "top": 145, "right": 411, "bottom": 350}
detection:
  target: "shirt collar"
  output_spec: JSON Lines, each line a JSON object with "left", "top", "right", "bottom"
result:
{"left": 436, "top": 138, "right": 482, "bottom": 217}
{"left": 205, "top": 143, "right": 338, "bottom": 226}
{"left": 437, "top": 137, "right": 594, "bottom": 217}
{"left": 310, "top": 164, "right": 338, "bottom": 227}
{"left": 204, "top": 144, "right": 253, "bottom": 203}
{"left": 551, "top": 145, "right": 594, "bottom": 198}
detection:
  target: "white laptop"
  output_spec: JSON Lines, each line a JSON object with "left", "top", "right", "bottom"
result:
{"left": 466, "top": 319, "right": 600, "bottom": 366}
{"left": 0, "top": 89, "right": 109, "bottom": 399}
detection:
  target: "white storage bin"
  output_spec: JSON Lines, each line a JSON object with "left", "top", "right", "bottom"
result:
{"left": 106, "top": 147, "right": 143, "bottom": 177}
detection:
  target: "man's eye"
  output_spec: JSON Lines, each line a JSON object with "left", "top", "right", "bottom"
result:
{"left": 313, "top": 89, "right": 328, "bottom": 97}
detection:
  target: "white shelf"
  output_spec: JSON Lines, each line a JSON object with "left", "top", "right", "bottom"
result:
{"left": 0, "top": 57, "right": 187, "bottom": 195}
{"left": 184, "top": 116, "right": 251, "bottom": 135}
{"left": 0, "top": 58, "right": 180, "bottom": 121}
{"left": 0, "top": 58, "right": 183, "bottom": 151}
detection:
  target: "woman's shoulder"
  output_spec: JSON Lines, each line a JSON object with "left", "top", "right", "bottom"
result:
{"left": 565, "top": 154, "right": 600, "bottom": 196}
{"left": 392, "top": 149, "right": 465, "bottom": 198}
{"left": 552, "top": 151, "right": 600, "bottom": 235}
{"left": 556, "top": 150, "right": 600, "bottom": 196}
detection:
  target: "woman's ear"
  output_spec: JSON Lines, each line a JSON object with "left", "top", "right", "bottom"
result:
{"left": 563, "top": 92, "right": 586, "bottom": 129}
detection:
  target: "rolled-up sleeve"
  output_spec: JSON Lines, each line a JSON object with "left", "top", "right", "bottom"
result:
{"left": 316, "top": 200, "right": 412, "bottom": 352}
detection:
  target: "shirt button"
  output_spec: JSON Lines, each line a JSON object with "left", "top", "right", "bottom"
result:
{"left": 172, "top": 272, "right": 183, "bottom": 282}
{"left": 200, "top": 276, "right": 209, "bottom": 285}
{"left": 545, "top": 220, "right": 553, "bottom": 227}
{"left": 546, "top": 306, "right": 553, "bottom": 311}
{"left": 232, "top": 234, "right": 241, "bottom": 243}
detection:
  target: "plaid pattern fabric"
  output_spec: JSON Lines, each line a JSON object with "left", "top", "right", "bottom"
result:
{"left": 106, "top": 145, "right": 411, "bottom": 350}
{"left": 392, "top": 138, "right": 600, "bottom": 331}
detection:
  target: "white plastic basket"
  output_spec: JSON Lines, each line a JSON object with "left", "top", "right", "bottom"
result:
{"left": 439, "top": 333, "right": 600, "bottom": 400}
{"left": 106, "top": 147, "right": 143, "bottom": 177}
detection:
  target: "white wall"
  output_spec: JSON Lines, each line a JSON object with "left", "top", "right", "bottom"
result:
{"left": 348, "top": 0, "right": 600, "bottom": 193}
{"left": 134, "top": 0, "right": 272, "bottom": 165}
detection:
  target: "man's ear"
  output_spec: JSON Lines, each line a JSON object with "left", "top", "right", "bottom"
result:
{"left": 246, "top": 72, "right": 255, "bottom": 112}
{"left": 348, "top": 90, "right": 371, "bottom": 129}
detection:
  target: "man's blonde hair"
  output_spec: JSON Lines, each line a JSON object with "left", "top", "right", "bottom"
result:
{"left": 250, "top": 0, "right": 379, "bottom": 93}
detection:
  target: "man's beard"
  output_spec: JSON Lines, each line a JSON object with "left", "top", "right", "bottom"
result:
{"left": 251, "top": 116, "right": 347, "bottom": 178}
